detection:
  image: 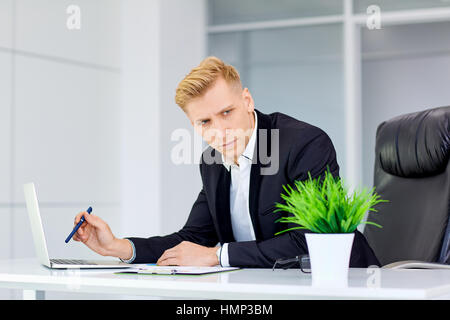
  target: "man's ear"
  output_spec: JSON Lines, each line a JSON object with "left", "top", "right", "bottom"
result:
{"left": 242, "top": 88, "right": 254, "bottom": 112}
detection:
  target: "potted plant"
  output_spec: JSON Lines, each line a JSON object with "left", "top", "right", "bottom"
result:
{"left": 274, "top": 169, "right": 386, "bottom": 287}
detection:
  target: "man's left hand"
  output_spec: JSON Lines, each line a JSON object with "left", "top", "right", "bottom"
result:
{"left": 157, "top": 241, "right": 219, "bottom": 266}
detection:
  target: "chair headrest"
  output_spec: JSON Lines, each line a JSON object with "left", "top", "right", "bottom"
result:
{"left": 376, "top": 106, "right": 450, "bottom": 178}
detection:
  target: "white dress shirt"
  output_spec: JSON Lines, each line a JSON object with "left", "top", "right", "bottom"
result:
{"left": 218, "top": 111, "right": 258, "bottom": 267}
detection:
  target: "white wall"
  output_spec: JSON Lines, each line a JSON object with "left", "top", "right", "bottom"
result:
{"left": 0, "top": 0, "right": 122, "bottom": 299}
{"left": 120, "top": 0, "right": 162, "bottom": 239}
{"left": 120, "top": 0, "right": 206, "bottom": 237}
{"left": 0, "top": 2, "right": 13, "bottom": 273}
{"left": 159, "top": 0, "right": 206, "bottom": 234}
{"left": 0, "top": 0, "right": 206, "bottom": 300}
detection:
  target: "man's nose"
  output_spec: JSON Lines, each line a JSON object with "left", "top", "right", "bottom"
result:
{"left": 213, "top": 119, "right": 229, "bottom": 140}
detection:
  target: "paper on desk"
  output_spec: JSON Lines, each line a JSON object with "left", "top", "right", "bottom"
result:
{"left": 115, "top": 265, "right": 239, "bottom": 275}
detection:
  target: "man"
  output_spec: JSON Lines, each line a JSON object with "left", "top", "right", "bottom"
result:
{"left": 73, "top": 57, "right": 380, "bottom": 268}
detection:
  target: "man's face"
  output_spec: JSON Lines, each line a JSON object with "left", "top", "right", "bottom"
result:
{"left": 184, "top": 77, "right": 255, "bottom": 163}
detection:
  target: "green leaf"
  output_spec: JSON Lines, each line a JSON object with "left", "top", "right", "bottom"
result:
{"left": 273, "top": 168, "right": 386, "bottom": 235}
{"left": 361, "top": 221, "right": 383, "bottom": 229}
{"left": 274, "top": 226, "right": 307, "bottom": 236}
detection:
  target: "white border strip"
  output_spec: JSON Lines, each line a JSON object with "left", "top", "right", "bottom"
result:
{"left": 353, "top": 6, "right": 450, "bottom": 26}
{"left": 207, "top": 7, "right": 450, "bottom": 34}
{"left": 207, "top": 15, "right": 344, "bottom": 33}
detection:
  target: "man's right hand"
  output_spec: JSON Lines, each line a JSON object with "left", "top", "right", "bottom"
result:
{"left": 72, "top": 211, "right": 133, "bottom": 261}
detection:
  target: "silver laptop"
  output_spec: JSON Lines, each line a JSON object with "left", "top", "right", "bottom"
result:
{"left": 24, "top": 182, "right": 132, "bottom": 269}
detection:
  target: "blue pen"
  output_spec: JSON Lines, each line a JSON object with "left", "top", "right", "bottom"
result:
{"left": 65, "top": 207, "right": 92, "bottom": 243}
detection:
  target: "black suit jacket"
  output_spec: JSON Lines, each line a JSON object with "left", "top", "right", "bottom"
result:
{"left": 127, "top": 109, "right": 380, "bottom": 268}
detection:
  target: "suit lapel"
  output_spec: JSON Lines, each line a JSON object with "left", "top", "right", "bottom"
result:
{"left": 210, "top": 151, "right": 235, "bottom": 243}
{"left": 248, "top": 109, "right": 272, "bottom": 241}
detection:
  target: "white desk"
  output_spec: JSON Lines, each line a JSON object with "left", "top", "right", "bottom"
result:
{"left": 0, "top": 258, "right": 450, "bottom": 300}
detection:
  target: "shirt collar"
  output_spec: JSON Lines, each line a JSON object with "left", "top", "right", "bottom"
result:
{"left": 222, "top": 110, "right": 258, "bottom": 171}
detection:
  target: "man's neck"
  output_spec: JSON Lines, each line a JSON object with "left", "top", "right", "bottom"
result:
{"left": 231, "top": 111, "right": 256, "bottom": 165}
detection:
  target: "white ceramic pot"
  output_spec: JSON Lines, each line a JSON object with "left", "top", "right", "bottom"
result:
{"left": 305, "top": 232, "right": 355, "bottom": 288}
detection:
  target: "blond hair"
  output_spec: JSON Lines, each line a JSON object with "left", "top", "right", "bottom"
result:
{"left": 175, "top": 56, "right": 242, "bottom": 110}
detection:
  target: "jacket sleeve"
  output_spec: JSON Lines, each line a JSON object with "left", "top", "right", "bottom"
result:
{"left": 227, "top": 130, "right": 341, "bottom": 268}
{"left": 126, "top": 187, "right": 219, "bottom": 264}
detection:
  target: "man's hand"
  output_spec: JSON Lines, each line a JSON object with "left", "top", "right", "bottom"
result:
{"left": 72, "top": 211, "right": 133, "bottom": 261}
{"left": 157, "top": 241, "right": 219, "bottom": 266}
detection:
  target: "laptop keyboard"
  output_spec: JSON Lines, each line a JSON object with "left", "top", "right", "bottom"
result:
{"left": 51, "top": 259, "right": 96, "bottom": 265}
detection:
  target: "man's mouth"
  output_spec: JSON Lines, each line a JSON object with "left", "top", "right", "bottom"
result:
{"left": 222, "top": 138, "right": 237, "bottom": 148}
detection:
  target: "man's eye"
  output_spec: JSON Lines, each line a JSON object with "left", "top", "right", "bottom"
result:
{"left": 201, "top": 120, "right": 209, "bottom": 126}
{"left": 223, "top": 110, "right": 231, "bottom": 115}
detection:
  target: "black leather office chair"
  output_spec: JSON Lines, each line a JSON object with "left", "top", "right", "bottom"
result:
{"left": 363, "top": 106, "right": 450, "bottom": 266}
